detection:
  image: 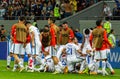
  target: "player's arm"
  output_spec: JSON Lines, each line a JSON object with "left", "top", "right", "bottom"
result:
{"left": 77, "top": 49, "right": 82, "bottom": 55}
{"left": 31, "top": 31, "right": 35, "bottom": 47}
{"left": 103, "top": 30, "right": 112, "bottom": 48}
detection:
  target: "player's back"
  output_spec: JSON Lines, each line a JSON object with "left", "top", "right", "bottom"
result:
{"left": 65, "top": 43, "right": 78, "bottom": 57}
{"left": 29, "top": 25, "right": 40, "bottom": 41}
{"left": 84, "top": 34, "right": 90, "bottom": 47}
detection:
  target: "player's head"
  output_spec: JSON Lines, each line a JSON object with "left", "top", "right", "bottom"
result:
{"left": 70, "top": 37, "right": 76, "bottom": 42}
{"left": 48, "top": 17, "right": 56, "bottom": 25}
{"left": 19, "top": 16, "right": 26, "bottom": 23}
{"left": 62, "top": 21, "right": 68, "bottom": 30}
{"left": 84, "top": 28, "right": 90, "bottom": 35}
{"left": 105, "top": 17, "right": 111, "bottom": 21}
{"left": 110, "top": 29, "right": 114, "bottom": 34}
{"left": 43, "top": 29, "right": 49, "bottom": 37}
{"left": 44, "top": 25, "right": 49, "bottom": 30}
{"left": 25, "top": 21, "right": 31, "bottom": 28}
{"left": 96, "top": 19, "right": 103, "bottom": 26}
{"left": 103, "top": 2, "right": 107, "bottom": 8}
{"left": 58, "top": 24, "right": 63, "bottom": 30}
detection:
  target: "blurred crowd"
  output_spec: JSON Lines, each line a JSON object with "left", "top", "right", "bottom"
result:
{"left": 103, "top": 2, "right": 120, "bottom": 20}
{"left": 0, "top": 0, "right": 101, "bottom": 20}
{"left": 0, "top": 25, "right": 6, "bottom": 41}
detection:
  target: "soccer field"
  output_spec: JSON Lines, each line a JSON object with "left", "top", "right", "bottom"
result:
{"left": 0, "top": 60, "right": 120, "bottom": 79}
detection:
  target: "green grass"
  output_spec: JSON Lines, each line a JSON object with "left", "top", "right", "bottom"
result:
{"left": 0, "top": 60, "right": 120, "bottom": 79}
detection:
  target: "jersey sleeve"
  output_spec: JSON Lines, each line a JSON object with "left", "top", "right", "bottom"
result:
{"left": 29, "top": 26, "right": 34, "bottom": 33}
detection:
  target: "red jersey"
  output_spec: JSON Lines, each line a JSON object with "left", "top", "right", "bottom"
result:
{"left": 89, "top": 26, "right": 112, "bottom": 50}
{"left": 11, "top": 24, "right": 22, "bottom": 43}
{"left": 26, "top": 34, "right": 31, "bottom": 43}
{"left": 49, "top": 23, "right": 57, "bottom": 47}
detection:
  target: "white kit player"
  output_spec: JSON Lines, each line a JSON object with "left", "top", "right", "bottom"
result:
{"left": 63, "top": 38, "right": 83, "bottom": 72}
{"left": 26, "top": 21, "right": 42, "bottom": 70}
{"left": 79, "top": 28, "right": 93, "bottom": 73}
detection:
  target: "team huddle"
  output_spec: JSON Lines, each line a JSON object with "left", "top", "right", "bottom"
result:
{"left": 6, "top": 17, "right": 115, "bottom": 76}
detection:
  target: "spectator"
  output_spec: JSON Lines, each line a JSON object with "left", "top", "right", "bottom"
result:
{"left": 0, "top": 25, "right": 6, "bottom": 41}
{"left": 62, "top": 0, "right": 72, "bottom": 18}
{"left": 54, "top": 4, "right": 60, "bottom": 20}
{"left": 70, "top": 0, "right": 77, "bottom": 14}
{"left": 0, "top": 0, "right": 102, "bottom": 20}
{"left": 103, "top": 3, "right": 112, "bottom": 18}
{"left": 113, "top": 4, "right": 120, "bottom": 20}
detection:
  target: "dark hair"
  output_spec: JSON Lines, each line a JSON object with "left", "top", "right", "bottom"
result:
{"left": 44, "top": 25, "right": 49, "bottom": 28}
{"left": 56, "top": 4, "right": 59, "bottom": 7}
{"left": 1, "top": 25, "right": 4, "bottom": 27}
{"left": 25, "top": 21, "right": 31, "bottom": 25}
{"left": 63, "top": 21, "right": 68, "bottom": 24}
{"left": 84, "top": 28, "right": 90, "bottom": 35}
{"left": 110, "top": 29, "right": 114, "bottom": 34}
{"left": 59, "top": 24, "right": 63, "bottom": 27}
{"left": 34, "top": 18, "right": 37, "bottom": 22}
{"left": 19, "top": 16, "right": 26, "bottom": 21}
{"left": 104, "top": 2, "right": 107, "bottom": 6}
{"left": 71, "top": 37, "right": 75, "bottom": 41}
{"left": 43, "top": 29, "right": 49, "bottom": 33}
{"left": 105, "top": 17, "right": 110, "bottom": 21}
{"left": 49, "top": 17, "right": 56, "bottom": 23}
{"left": 96, "top": 19, "right": 102, "bottom": 26}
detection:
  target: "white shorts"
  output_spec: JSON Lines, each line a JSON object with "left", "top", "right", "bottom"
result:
{"left": 32, "top": 41, "right": 42, "bottom": 55}
{"left": 67, "top": 56, "right": 83, "bottom": 72}
{"left": 20, "top": 43, "right": 32, "bottom": 55}
{"left": 10, "top": 43, "right": 23, "bottom": 54}
{"left": 94, "top": 49, "right": 108, "bottom": 60}
{"left": 56, "top": 45, "right": 65, "bottom": 59}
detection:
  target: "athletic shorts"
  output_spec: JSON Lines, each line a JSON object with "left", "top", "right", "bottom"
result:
{"left": 32, "top": 41, "right": 42, "bottom": 55}
{"left": 10, "top": 43, "right": 23, "bottom": 54}
{"left": 94, "top": 49, "right": 108, "bottom": 60}
{"left": 20, "top": 43, "right": 32, "bottom": 55}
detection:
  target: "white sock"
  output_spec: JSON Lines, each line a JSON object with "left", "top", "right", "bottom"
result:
{"left": 58, "top": 62, "right": 63, "bottom": 69}
{"left": 106, "top": 61, "right": 113, "bottom": 71}
{"left": 19, "top": 61, "right": 24, "bottom": 68}
{"left": 13, "top": 64, "right": 18, "bottom": 70}
{"left": 55, "top": 64, "right": 62, "bottom": 73}
{"left": 35, "top": 56, "right": 41, "bottom": 64}
{"left": 88, "top": 63, "right": 95, "bottom": 71}
{"left": 97, "top": 70, "right": 103, "bottom": 74}
{"left": 95, "top": 61, "right": 100, "bottom": 72}
{"left": 80, "top": 60, "right": 86, "bottom": 71}
{"left": 20, "top": 58, "right": 24, "bottom": 66}
{"left": 102, "top": 61, "right": 107, "bottom": 75}
{"left": 7, "top": 56, "right": 11, "bottom": 66}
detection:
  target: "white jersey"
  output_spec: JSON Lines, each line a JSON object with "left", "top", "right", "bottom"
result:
{"left": 84, "top": 34, "right": 90, "bottom": 47}
{"left": 65, "top": 43, "right": 79, "bottom": 57}
{"left": 76, "top": 43, "right": 82, "bottom": 58}
{"left": 29, "top": 25, "right": 40, "bottom": 42}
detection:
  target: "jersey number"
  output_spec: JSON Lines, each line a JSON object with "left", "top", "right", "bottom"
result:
{"left": 66, "top": 48, "right": 72, "bottom": 55}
